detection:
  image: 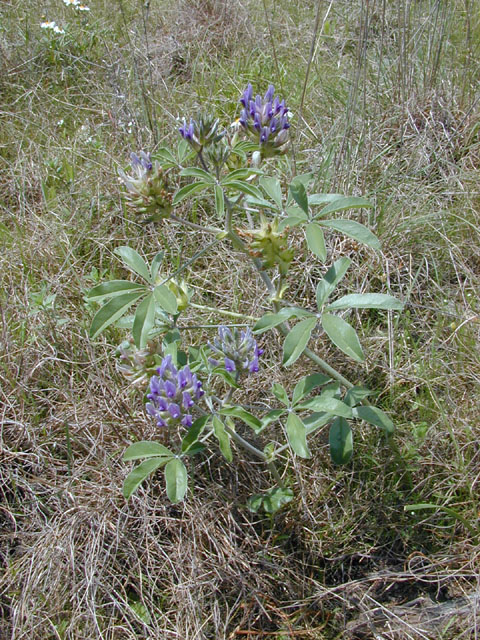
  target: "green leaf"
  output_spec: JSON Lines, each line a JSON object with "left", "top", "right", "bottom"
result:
{"left": 212, "top": 367, "right": 240, "bottom": 388}
{"left": 308, "top": 193, "right": 343, "bottom": 207}
{"left": 314, "top": 196, "right": 373, "bottom": 218}
{"left": 153, "top": 284, "right": 178, "bottom": 315}
{"left": 164, "top": 458, "right": 188, "bottom": 503}
{"left": 248, "top": 487, "right": 294, "bottom": 514}
{"left": 180, "top": 167, "right": 215, "bottom": 183}
{"left": 114, "top": 246, "right": 152, "bottom": 283}
{"left": 259, "top": 176, "right": 283, "bottom": 209}
{"left": 132, "top": 293, "right": 156, "bottom": 348}
{"left": 263, "top": 487, "right": 294, "bottom": 513}
{"left": 221, "top": 168, "right": 263, "bottom": 182}
{"left": 150, "top": 251, "right": 164, "bottom": 282}
{"left": 271, "top": 383, "right": 289, "bottom": 406}
{"left": 86, "top": 280, "right": 147, "bottom": 301}
{"left": 282, "top": 317, "right": 317, "bottom": 367}
{"left": 353, "top": 405, "right": 395, "bottom": 434}
{"left": 328, "top": 293, "right": 404, "bottom": 311}
{"left": 172, "top": 182, "right": 208, "bottom": 205}
{"left": 318, "top": 219, "right": 381, "bottom": 250}
{"left": 90, "top": 291, "right": 144, "bottom": 339}
{"left": 329, "top": 417, "right": 353, "bottom": 465}
{"left": 213, "top": 416, "right": 233, "bottom": 462}
{"left": 254, "top": 307, "right": 312, "bottom": 334}
{"left": 344, "top": 386, "right": 373, "bottom": 407}
{"left": 219, "top": 406, "right": 262, "bottom": 433}
{"left": 123, "top": 457, "right": 169, "bottom": 499}
{"left": 286, "top": 412, "right": 311, "bottom": 458}
{"left": 123, "top": 441, "right": 174, "bottom": 461}
{"left": 278, "top": 216, "right": 308, "bottom": 231}
{"left": 297, "top": 396, "right": 353, "bottom": 418}
{"left": 260, "top": 409, "right": 286, "bottom": 431}
{"left": 305, "top": 223, "right": 327, "bottom": 261}
{"left": 316, "top": 257, "right": 351, "bottom": 309}
{"left": 245, "top": 196, "right": 278, "bottom": 210}
{"left": 292, "top": 373, "right": 331, "bottom": 406}
{"left": 322, "top": 313, "right": 364, "bottom": 362}
{"left": 214, "top": 184, "right": 224, "bottom": 217}
{"left": 224, "top": 180, "right": 263, "bottom": 199}
{"left": 289, "top": 180, "right": 308, "bottom": 214}
{"left": 181, "top": 416, "right": 209, "bottom": 452}
{"left": 153, "top": 147, "right": 177, "bottom": 167}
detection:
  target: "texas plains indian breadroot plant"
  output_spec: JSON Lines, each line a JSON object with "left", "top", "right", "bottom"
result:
{"left": 86, "top": 83, "right": 404, "bottom": 510}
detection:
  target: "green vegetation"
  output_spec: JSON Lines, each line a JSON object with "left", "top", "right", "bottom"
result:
{"left": 1, "top": 0, "right": 479, "bottom": 637}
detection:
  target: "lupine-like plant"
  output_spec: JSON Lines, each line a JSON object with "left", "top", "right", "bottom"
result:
{"left": 86, "top": 84, "right": 403, "bottom": 509}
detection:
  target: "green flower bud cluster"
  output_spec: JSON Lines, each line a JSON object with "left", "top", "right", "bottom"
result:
{"left": 166, "top": 278, "right": 191, "bottom": 312}
{"left": 115, "top": 338, "right": 163, "bottom": 385}
{"left": 239, "top": 216, "right": 294, "bottom": 275}
{"left": 118, "top": 152, "right": 173, "bottom": 219}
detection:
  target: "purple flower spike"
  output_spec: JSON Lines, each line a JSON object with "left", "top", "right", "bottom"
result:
{"left": 238, "top": 84, "right": 290, "bottom": 157}
{"left": 145, "top": 356, "right": 204, "bottom": 430}
{"left": 224, "top": 357, "right": 236, "bottom": 372}
{"left": 208, "top": 326, "right": 263, "bottom": 378}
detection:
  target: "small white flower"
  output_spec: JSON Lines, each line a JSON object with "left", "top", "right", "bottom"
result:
{"left": 41, "top": 20, "right": 56, "bottom": 29}
{"left": 78, "top": 4, "right": 91, "bottom": 10}
{"left": 53, "top": 25, "right": 65, "bottom": 34}
{"left": 63, "top": 0, "right": 80, "bottom": 5}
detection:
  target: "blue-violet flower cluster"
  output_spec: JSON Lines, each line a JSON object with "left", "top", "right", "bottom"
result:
{"left": 118, "top": 151, "right": 173, "bottom": 218}
{"left": 146, "top": 355, "right": 204, "bottom": 428}
{"left": 209, "top": 326, "right": 263, "bottom": 376}
{"left": 239, "top": 84, "right": 290, "bottom": 157}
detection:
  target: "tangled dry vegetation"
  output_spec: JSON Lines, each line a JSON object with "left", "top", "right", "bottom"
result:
{"left": 1, "top": 0, "right": 480, "bottom": 638}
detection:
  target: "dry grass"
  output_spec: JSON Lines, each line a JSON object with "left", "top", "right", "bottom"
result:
{"left": 1, "top": 0, "right": 480, "bottom": 637}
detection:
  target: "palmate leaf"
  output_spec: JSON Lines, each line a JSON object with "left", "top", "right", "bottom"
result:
{"left": 316, "top": 257, "right": 351, "bottom": 309}
{"left": 329, "top": 417, "right": 353, "bottom": 465}
{"left": 321, "top": 313, "right": 364, "bottom": 362}
{"left": 313, "top": 196, "right": 373, "bottom": 218}
{"left": 123, "top": 441, "right": 174, "bottom": 461}
{"left": 219, "top": 406, "right": 262, "bottom": 433}
{"left": 271, "top": 382, "right": 289, "bottom": 406}
{"left": 327, "top": 293, "right": 404, "bottom": 311}
{"left": 213, "top": 416, "right": 233, "bottom": 462}
{"left": 223, "top": 180, "right": 263, "bottom": 199}
{"left": 123, "top": 457, "right": 171, "bottom": 499}
{"left": 286, "top": 412, "right": 311, "bottom": 458}
{"left": 259, "top": 176, "right": 283, "bottom": 209}
{"left": 317, "top": 219, "right": 381, "bottom": 250}
{"left": 289, "top": 180, "right": 308, "bottom": 214}
{"left": 132, "top": 293, "right": 156, "bottom": 348}
{"left": 181, "top": 416, "right": 209, "bottom": 453}
{"left": 164, "top": 458, "right": 188, "bottom": 503}
{"left": 221, "top": 168, "right": 263, "bottom": 182}
{"left": 214, "top": 184, "right": 224, "bottom": 217}
{"left": 90, "top": 291, "right": 145, "bottom": 339}
{"left": 297, "top": 395, "right": 353, "bottom": 418}
{"left": 353, "top": 405, "right": 395, "bottom": 434}
{"left": 86, "top": 280, "right": 147, "bottom": 301}
{"left": 282, "top": 317, "right": 317, "bottom": 367}
{"left": 172, "top": 181, "right": 208, "bottom": 205}
{"left": 305, "top": 223, "right": 327, "bottom": 261}
{"left": 254, "top": 307, "right": 312, "bottom": 334}
{"left": 114, "top": 246, "right": 152, "bottom": 283}
{"left": 150, "top": 251, "right": 164, "bottom": 282}
{"left": 292, "top": 373, "right": 331, "bottom": 406}
{"left": 153, "top": 284, "right": 178, "bottom": 315}
{"left": 180, "top": 167, "right": 215, "bottom": 183}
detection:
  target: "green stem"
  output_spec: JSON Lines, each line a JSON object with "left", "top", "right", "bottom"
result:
{"left": 223, "top": 422, "right": 284, "bottom": 487}
{"left": 169, "top": 213, "right": 222, "bottom": 235}
{"left": 190, "top": 302, "right": 257, "bottom": 321}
